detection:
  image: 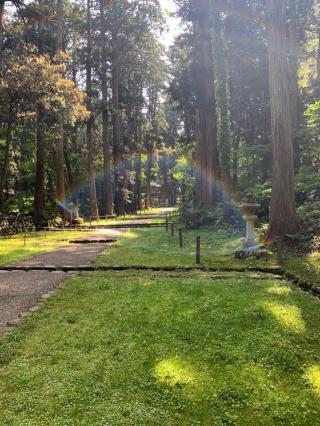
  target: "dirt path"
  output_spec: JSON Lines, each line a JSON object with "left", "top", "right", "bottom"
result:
{"left": 0, "top": 211, "right": 172, "bottom": 334}
{"left": 0, "top": 229, "right": 125, "bottom": 334}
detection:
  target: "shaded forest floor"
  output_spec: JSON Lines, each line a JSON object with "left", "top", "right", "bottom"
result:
{"left": 0, "top": 216, "right": 320, "bottom": 424}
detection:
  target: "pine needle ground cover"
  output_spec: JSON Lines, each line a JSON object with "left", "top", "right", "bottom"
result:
{"left": 0, "top": 271, "right": 319, "bottom": 425}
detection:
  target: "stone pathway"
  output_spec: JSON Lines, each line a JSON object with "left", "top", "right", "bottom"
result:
{"left": 0, "top": 229, "right": 124, "bottom": 334}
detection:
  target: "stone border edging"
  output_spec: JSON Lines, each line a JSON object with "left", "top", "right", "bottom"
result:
{"left": 1, "top": 264, "right": 319, "bottom": 297}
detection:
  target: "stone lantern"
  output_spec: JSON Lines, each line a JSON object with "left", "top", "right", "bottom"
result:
{"left": 235, "top": 195, "right": 266, "bottom": 258}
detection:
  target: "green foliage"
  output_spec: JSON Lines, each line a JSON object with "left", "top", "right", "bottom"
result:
{"left": 179, "top": 204, "right": 224, "bottom": 228}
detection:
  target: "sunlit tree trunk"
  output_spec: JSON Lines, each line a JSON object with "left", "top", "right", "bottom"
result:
{"left": 195, "top": 0, "right": 219, "bottom": 208}
{"left": 213, "top": 9, "right": 232, "bottom": 220}
{"left": 267, "top": 0, "right": 297, "bottom": 241}
{"left": 288, "top": 0, "right": 302, "bottom": 171}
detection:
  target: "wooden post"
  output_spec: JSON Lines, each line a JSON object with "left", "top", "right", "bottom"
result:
{"left": 89, "top": 216, "right": 92, "bottom": 228}
{"left": 24, "top": 232, "right": 27, "bottom": 246}
{"left": 166, "top": 214, "right": 169, "bottom": 232}
{"left": 179, "top": 228, "right": 183, "bottom": 248}
{"left": 171, "top": 223, "right": 174, "bottom": 237}
{"left": 196, "top": 236, "right": 201, "bottom": 264}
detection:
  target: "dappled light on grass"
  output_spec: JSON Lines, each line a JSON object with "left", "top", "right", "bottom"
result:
{"left": 0, "top": 231, "right": 86, "bottom": 266}
{"left": 122, "top": 231, "right": 139, "bottom": 240}
{"left": 267, "top": 285, "right": 292, "bottom": 296}
{"left": 0, "top": 272, "right": 319, "bottom": 424}
{"left": 155, "top": 357, "right": 198, "bottom": 387}
{"left": 262, "top": 301, "right": 305, "bottom": 333}
{"left": 94, "top": 227, "right": 276, "bottom": 268}
{"left": 304, "top": 365, "right": 320, "bottom": 397}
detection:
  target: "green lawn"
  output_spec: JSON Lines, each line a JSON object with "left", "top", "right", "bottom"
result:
{"left": 0, "top": 231, "right": 87, "bottom": 266}
{"left": 0, "top": 271, "right": 319, "bottom": 425}
{"left": 84, "top": 207, "right": 171, "bottom": 226}
{"left": 94, "top": 226, "right": 277, "bottom": 269}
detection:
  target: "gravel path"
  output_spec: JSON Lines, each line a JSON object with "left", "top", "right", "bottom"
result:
{"left": 0, "top": 270, "right": 73, "bottom": 333}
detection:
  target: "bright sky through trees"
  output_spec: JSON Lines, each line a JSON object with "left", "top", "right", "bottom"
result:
{"left": 160, "top": 0, "right": 181, "bottom": 47}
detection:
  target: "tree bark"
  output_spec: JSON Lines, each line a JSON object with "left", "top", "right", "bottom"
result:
{"left": 213, "top": 9, "right": 232, "bottom": 220}
{"left": 86, "top": 0, "right": 99, "bottom": 218}
{"left": 34, "top": 104, "right": 46, "bottom": 223}
{"left": 145, "top": 144, "right": 152, "bottom": 210}
{"left": 316, "top": 26, "right": 320, "bottom": 99}
{"left": 196, "top": 0, "right": 219, "bottom": 208}
{"left": 288, "top": 0, "right": 302, "bottom": 171}
{"left": 0, "top": 99, "right": 14, "bottom": 212}
{"left": 267, "top": 0, "right": 297, "bottom": 241}
{"left": 100, "top": 0, "right": 113, "bottom": 216}
{"left": 111, "top": 35, "right": 124, "bottom": 215}
{"left": 0, "top": 0, "right": 4, "bottom": 57}
{"left": 55, "top": 0, "right": 66, "bottom": 209}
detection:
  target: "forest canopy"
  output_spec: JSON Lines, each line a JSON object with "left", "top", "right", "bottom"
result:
{"left": 0, "top": 0, "right": 319, "bottom": 243}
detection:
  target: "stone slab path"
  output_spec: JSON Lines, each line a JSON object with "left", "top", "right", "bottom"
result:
{"left": 0, "top": 229, "right": 124, "bottom": 334}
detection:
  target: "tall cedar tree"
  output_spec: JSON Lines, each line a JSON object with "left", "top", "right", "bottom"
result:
{"left": 86, "top": 0, "right": 99, "bottom": 218}
{"left": 267, "top": 0, "right": 298, "bottom": 240}
{"left": 55, "top": 0, "right": 66, "bottom": 209}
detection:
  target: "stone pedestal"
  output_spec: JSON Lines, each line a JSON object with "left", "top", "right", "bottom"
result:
{"left": 235, "top": 201, "right": 267, "bottom": 259}
{"left": 243, "top": 214, "right": 257, "bottom": 248}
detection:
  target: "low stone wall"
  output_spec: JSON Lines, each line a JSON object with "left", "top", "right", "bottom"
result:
{"left": 0, "top": 216, "right": 35, "bottom": 236}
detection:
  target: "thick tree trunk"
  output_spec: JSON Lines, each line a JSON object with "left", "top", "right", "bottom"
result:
{"left": 213, "top": 10, "right": 233, "bottom": 220}
{"left": 64, "top": 146, "right": 76, "bottom": 204}
{"left": 316, "top": 27, "right": 320, "bottom": 99}
{"left": 288, "top": 0, "right": 301, "bottom": 171}
{"left": 55, "top": 0, "right": 66, "bottom": 208}
{"left": 100, "top": 1, "right": 113, "bottom": 216}
{"left": 267, "top": 0, "right": 297, "bottom": 241}
{"left": 86, "top": 0, "right": 99, "bottom": 218}
{"left": 0, "top": 100, "right": 14, "bottom": 212}
{"left": 34, "top": 104, "right": 46, "bottom": 223}
{"left": 0, "top": 1, "right": 4, "bottom": 57}
{"left": 111, "top": 39, "right": 124, "bottom": 215}
{"left": 196, "top": 0, "right": 219, "bottom": 208}
{"left": 145, "top": 145, "right": 152, "bottom": 210}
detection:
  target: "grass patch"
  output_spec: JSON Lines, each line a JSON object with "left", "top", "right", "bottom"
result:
{"left": 84, "top": 207, "right": 171, "bottom": 226}
{"left": 282, "top": 251, "right": 320, "bottom": 289}
{"left": 0, "top": 271, "right": 319, "bottom": 424}
{"left": 94, "top": 226, "right": 277, "bottom": 269}
{"left": 0, "top": 231, "right": 87, "bottom": 266}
